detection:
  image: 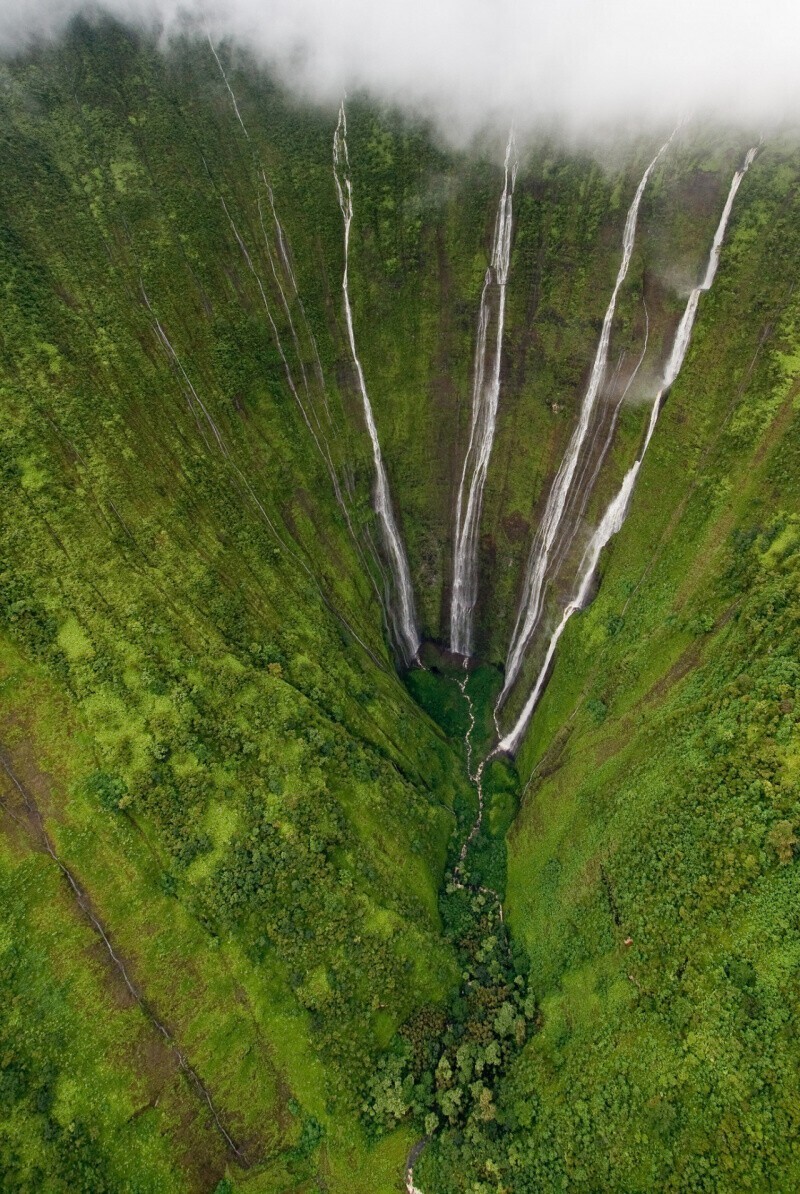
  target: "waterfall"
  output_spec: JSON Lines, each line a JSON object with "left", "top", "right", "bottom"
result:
{"left": 450, "top": 130, "right": 519, "bottom": 658}
{"left": 205, "top": 36, "right": 403, "bottom": 651}
{"left": 499, "top": 132, "right": 675, "bottom": 706}
{"left": 333, "top": 101, "right": 421, "bottom": 665}
{"left": 205, "top": 32, "right": 249, "bottom": 139}
{"left": 497, "top": 147, "right": 758, "bottom": 756}
{"left": 497, "top": 471, "right": 637, "bottom": 755}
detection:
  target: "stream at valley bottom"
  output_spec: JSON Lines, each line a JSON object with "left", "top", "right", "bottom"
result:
{"left": 404, "top": 651, "right": 517, "bottom": 1193}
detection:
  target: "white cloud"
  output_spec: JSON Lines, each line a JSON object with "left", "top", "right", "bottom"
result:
{"left": 1, "top": 0, "right": 799, "bottom": 138}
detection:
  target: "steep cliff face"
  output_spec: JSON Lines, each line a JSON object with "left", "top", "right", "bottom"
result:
{"left": 327, "top": 112, "right": 753, "bottom": 666}
{"left": 1, "top": 17, "right": 798, "bottom": 1194}
{"left": 419, "top": 138, "right": 800, "bottom": 1192}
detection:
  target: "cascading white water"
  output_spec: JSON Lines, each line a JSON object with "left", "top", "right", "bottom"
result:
{"left": 450, "top": 131, "right": 519, "bottom": 658}
{"left": 499, "top": 132, "right": 675, "bottom": 706}
{"left": 497, "top": 471, "right": 636, "bottom": 754}
{"left": 333, "top": 101, "right": 421, "bottom": 665}
{"left": 497, "top": 147, "right": 758, "bottom": 756}
{"left": 548, "top": 301, "right": 651, "bottom": 585}
{"left": 205, "top": 32, "right": 249, "bottom": 139}
{"left": 205, "top": 39, "right": 396, "bottom": 642}
{"left": 659, "top": 144, "right": 759, "bottom": 394}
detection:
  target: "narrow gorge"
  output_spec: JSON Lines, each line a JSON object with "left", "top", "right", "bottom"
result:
{"left": 0, "top": 17, "right": 799, "bottom": 1194}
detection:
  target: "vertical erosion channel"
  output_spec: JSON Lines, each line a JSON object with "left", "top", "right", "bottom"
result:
{"left": 333, "top": 101, "right": 421, "bottom": 665}
{"left": 450, "top": 130, "right": 519, "bottom": 658}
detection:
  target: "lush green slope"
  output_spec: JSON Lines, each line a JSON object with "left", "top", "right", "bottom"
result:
{"left": 416, "top": 141, "right": 800, "bottom": 1190}
{"left": 0, "top": 20, "right": 465, "bottom": 1190}
{"left": 1, "top": 15, "right": 799, "bottom": 1194}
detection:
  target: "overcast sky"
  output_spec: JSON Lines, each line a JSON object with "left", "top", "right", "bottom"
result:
{"left": 1, "top": 0, "right": 799, "bottom": 138}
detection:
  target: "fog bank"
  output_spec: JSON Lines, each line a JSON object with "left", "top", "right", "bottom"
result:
{"left": 1, "top": 0, "right": 797, "bottom": 139}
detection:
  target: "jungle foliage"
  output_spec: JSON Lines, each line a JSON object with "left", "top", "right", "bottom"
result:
{"left": 0, "top": 15, "right": 799, "bottom": 1194}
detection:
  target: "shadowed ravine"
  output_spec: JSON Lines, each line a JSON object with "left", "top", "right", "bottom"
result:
{"left": 1, "top": 24, "right": 798, "bottom": 1193}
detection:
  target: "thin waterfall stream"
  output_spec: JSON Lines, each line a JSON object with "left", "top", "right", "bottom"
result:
{"left": 450, "top": 130, "right": 518, "bottom": 657}
{"left": 334, "top": 100, "right": 421, "bottom": 664}
{"left": 205, "top": 42, "right": 397, "bottom": 651}
{"left": 142, "top": 283, "right": 387, "bottom": 673}
{"left": 497, "top": 147, "right": 758, "bottom": 755}
{"left": 499, "top": 131, "right": 676, "bottom": 708}
{"left": 206, "top": 40, "right": 350, "bottom": 522}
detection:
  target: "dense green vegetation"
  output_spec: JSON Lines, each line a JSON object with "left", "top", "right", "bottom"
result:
{"left": 0, "top": 14, "right": 798, "bottom": 1193}
{"left": 0, "top": 19, "right": 464, "bottom": 1189}
{"left": 416, "top": 133, "right": 800, "bottom": 1191}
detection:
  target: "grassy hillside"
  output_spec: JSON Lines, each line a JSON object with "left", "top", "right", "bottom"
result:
{"left": 0, "top": 20, "right": 465, "bottom": 1190}
{"left": 1, "top": 15, "right": 799, "bottom": 1194}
